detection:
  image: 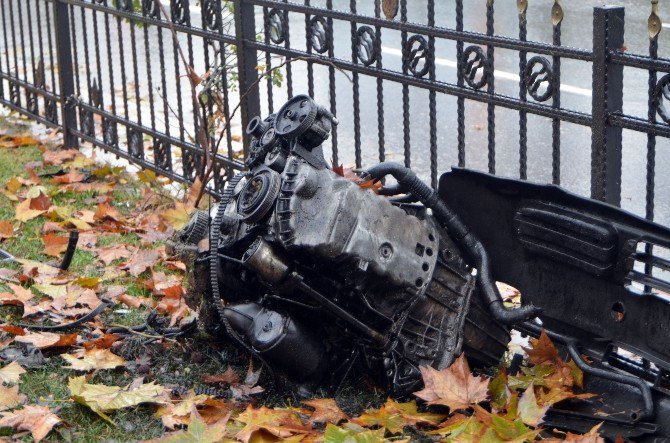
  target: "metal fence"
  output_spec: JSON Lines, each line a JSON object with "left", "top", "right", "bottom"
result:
{"left": 0, "top": 0, "right": 668, "bottom": 223}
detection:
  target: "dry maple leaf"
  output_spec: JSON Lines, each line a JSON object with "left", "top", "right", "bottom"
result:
{"left": 0, "top": 385, "right": 26, "bottom": 411}
{"left": 123, "top": 249, "right": 161, "bottom": 276}
{"left": 15, "top": 332, "right": 78, "bottom": 350}
{"left": 0, "top": 362, "right": 26, "bottom": 384}
{"left": 155, "top": 392, "right": 216, "bottom": 430}
{"left": 41, "top": 232, "right": 70, "bottom": 257}
{"left": 234, "top": 405, "right": 312, "bottom": 443}
{"left": 116, "top": 293, "right": 155, "bottom": 309}
{"left": 62, "top": 348, "right": 126, "bottom": 371}
{"left": 202, "top": 367, "right": 241, "bottom": 386}
{"left": 353, "top": 398, "right": 444, "bottom": 434}
{"left": 14, "top": 198, "right": 46, "bottom": 223}
{"left": 82, "top": 333, "right": 121, "bottom": 350}
{"left": 98, "top": 245, "right": 133, "bottom": 265}
{"left": 52, "top": 168, "right": 85, "bottom": 184}
{"left": 414, "top": 355, "right": 489, "bottom": 410}
{"left": 69, "top": 375, "right": 168, "bottom": 423}
{"left": 152, "top": 409, "right": 229, "bottom": 443}
{"left": 303, "top": 398, "right": 348, "bottom": 425}
{"left": 43, "top": 148, "right": 79, "bottom": 165}
{"left": 0, "top": 405, "right": 61, "bottom": 442}
{"left": 0, "top": 220, "right": 14, "bottom": 239}
{"left": 524, "top": 330, "right": 559, "bottom": 366}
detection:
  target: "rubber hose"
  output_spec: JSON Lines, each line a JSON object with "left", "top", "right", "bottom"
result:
{"left": 364, "top": 162, "right": 541, "bottom": 325}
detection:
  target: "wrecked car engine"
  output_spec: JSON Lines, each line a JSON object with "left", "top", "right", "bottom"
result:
{"left": 172, "top": 95, "right": 670, "bottom": 440}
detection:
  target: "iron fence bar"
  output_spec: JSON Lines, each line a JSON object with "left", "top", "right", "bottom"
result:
{"left": 374, "top": 0, "right": 384, "bottom": 164}
{"left": 304, "top": 0, "right": 314, "bottom": 99}
{"left": 263, "top": 7, "right": 274, "bottom": 113}
{"left": 609, "top": 114, "right": 670, "bottom": 138}
{"left": 518, "top": 0, "right": 528, "bottom": 180}
{"left": 350, "top": 0, "right": 361, "bottom": 169}
{"left": 591, "top": 6, "right": 624, "bottom": 206}
{"left": 428, "top": 0, "right": 437, "bottom": 188}
{"left": 0, "top": 97, "right": 60, "bottom": 129}
{"left": 0, "top": 3, "right": 10, "bottom": 102}
{"left": 24, "top": 0, "right": 38, "bottom": 115}
{"left": 610, "top": 51, "right": 670, "bottom": 71}
{"left": 326, "top": 0, "right": 338, "bottom": 167}
{"left": 54, "top": 0, "right": 237, "bottom": 45}
{"left": 246, "top": 40, "right": 593, "bottom": 126}
{"left": 8, "top": 0, "right": 21, "bottom": 107}
{"left": 551, "top": 0, "right": 562, "bottom": 185}
{"left": 53, "top": 0, "right": 78, "bottom": 147}
{"left": 247, "top": 0, "right": 594, "bottom": 61}
{"left": 235, "top": 0, "right": 262, "bottom": 153}
{"left": 400, "top": 0, "right": 410, "bottom": 168}
{"left": 486, "top": 0, "right": 496, "bottom": 175}
{"left": 456, "top": 0, "right": 465, "bottom": 167}
{"left": 76, "top": 101, "right": 245, "bottom": 171}
{"left": 0, "top": 73, "right": 60, "bottom": 102}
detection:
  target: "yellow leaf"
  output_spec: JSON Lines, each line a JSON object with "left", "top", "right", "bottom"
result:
{"left": 160, "top": 203, "right": 190, "bottom": 230}
{"left": 0, "top": 362, "right": 26, "bottom": 385}
{"left": 14, "top": 198, "right": 46, "bottom": 222}
{"left": 68, "top": 376, "right": 168, "bottom": 423}
{"left": 62, "top": 348, "right": 126, "bottom": 372}
{"left": 0, "top": 385, "right": 26, "bottom": 411}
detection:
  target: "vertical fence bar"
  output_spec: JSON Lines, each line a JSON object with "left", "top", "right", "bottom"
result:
{"left": 591, "top": 6, "right": 624, "bottom": 206}
{"left": 234, "top": 0, "right": 261, "bottom": 152}
{"left": 350, "top": 0, "right": 361, "bottom": 169}
{"left": 53, "top": 0, "right": 78, "bottom": 147}
{"left": 374, "top": 0, "right": 384, "bottom": 164}
{"left": 551, "top": 0, "right": 563, "bottom": 185}
{"left": 518, "top": 0, "right": 528, "bottom": 179}
{"left": 485, "top": 0, "right": 496, "bottom": 174}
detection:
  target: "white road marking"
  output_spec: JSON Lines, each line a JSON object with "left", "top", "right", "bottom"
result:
{"left": 381, "top": 46, "right": 592, "bottom": 97}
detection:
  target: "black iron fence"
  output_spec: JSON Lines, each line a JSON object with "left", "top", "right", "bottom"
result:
{"left": 0, "top": 0, "right": 668, "bottom": 224}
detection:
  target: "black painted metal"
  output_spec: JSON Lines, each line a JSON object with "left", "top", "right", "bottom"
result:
{"left": 0, "top": 0, "right": 665, "bottom": 211}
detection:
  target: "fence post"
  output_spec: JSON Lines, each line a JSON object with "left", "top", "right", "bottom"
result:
{"left": 53, "top": 0, "right": 78, "bottom": 149}
{"left": 591, "top": 6, "right": 624, "bottom": 206}
{"left": 234, "top": 0, "right": 261, "bottom": 153}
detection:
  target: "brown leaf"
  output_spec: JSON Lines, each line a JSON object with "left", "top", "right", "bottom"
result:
{"left": 41, "top": 232, "right": 69, "bottom": 257}
{"left": 43, "top": 148, "right": 79, "bottom": 165}
{"left": 116, "top": 293, "right": 155, "bottom": 309}
{"left": 14, "top": 198, "right": 46, "bottom": 222}
{"left": 28, "top": 192, "right": 51, "bottom": 211}
{"left": 524, "top": 330, "right": 559, "bottom": 366}
{"left": 202, "top": 367, "right": 241, "bottom": 386}
{"left": 0, "top": 220, "right": 14, "bottom": 239}
{"left": 333, "top": 164, "right": 382, "bottom": 193}
{"left": 98, "top": 245, "right": 133, "bottom": 265}
{"left": 0, "top": 405, "right": 61, "bottom": 442}
{"left": 234, "top": 405, "right": 311, "bottom": 443}
{"left": 123, "top": 249, "right": 161, "bottom": 276}
{"left": 94, "top": 203, "right": 122, "bottom": 222}
{"left": 52, "top": 168, "right": 85, "bottom": 184}
{"left": 0, "top": 385, "right": 26, "bottom": 411}
{"left": 382, "top": 0, "right": 399, "bottom": 19}
{"left": 15, "top": 332, "right": 78, "bottom": 349}
{"left": 303, "top": 398, "right": 348, "bottom": 425}
{"left": 62, "top": 348, "right": 126, "bottom": 371}
{"left": 0, "top": 362, "right": 26, "bottom": 384}
{"left": 414, "top": 355, "right": 489, "bottom": 410}
{"left": 83, "top": 333, "right": 122, "bottom": 350}
{"left": 0, "top": 325, "right": 26, "bottom": 336}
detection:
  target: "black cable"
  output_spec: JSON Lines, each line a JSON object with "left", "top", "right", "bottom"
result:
{"left": 18, "top": 298, "right": 112, "bottom": 331}
{"left": 363, "top": 162, "right": 541, "bottom": 325}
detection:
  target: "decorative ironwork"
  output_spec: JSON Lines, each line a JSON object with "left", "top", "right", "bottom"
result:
{"left": 141, "top": 0, "right": 160, "bottom": 19}
{"left": 170, "top": 0, "right": 189, "bottom": 25}
{"left": 202, "top": 0, "right": 221, "bottom": 31}
{"left": 267, "top": 8, "right": 286, "bottom": 45}
{"left": 116, "top": 0, "right": 133, "bottom": 12}
{"left": 355, "top": 26, "right": 378, "bottom": 66}
{"left": 80, "top": 109, "right": 95, "bottom": 138}
{"left": 182, "top": 150, "right": 201, "bottom": 180}
{"left": 551, "top": 0, "right": 564, "bottom": 26}
{"left": 26, "top": 93, "right": 38, "bottom": 115}
{"left": 653, "top": 74, "right": 670, "bottom": 125}
{"left": 403, "top": 35, "right": 431, "bottom": 78}
{"left": 45, "top": 100, "right": 58, "bottom": 124}
{"left": 524, "top": 56, "right": 554, "bottom": 102}
{"left": 128, "top": 130, "right": 144, "bottom": 159}
{"left": 153, "top": 138, "right": 172, "bottom": 171}
{"left": 461, "top": 45, "right": 490, "bottom": 90}
{"left": 103, "top": 120, "right": 118, "bottom": 148}
{"left": 308, "top": 16, "right": 329, "bottom": 54}
{"left": 9, "top": 81, "right": 20, "bottom": 107}
{"left": 382, "top": 0, "right": 399, "bottom": 20}
{"left": 649, "top": 0, "right": 662, "bottom": 39}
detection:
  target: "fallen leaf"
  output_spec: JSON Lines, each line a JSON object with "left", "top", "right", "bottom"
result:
{"left": 154, "top": 409, "right": 228, "bottom": 443}
{"left": 82, "top": 333, "right": 121, "bottom": 350}
{"left": 43, "top": 148, "right": 79, "bottom": 165}
{"left": 41, "top": 232, "right": 70, "bottom": 257}
{"left": 234, "top": 405, "right": 311, "bottom": 443}
{"left": 202, "top": 367, "right": 240, "bottom": 386}
{"left": 524, "top": 330, "right": 559, "bottom": 366}
{"left": 15, "top": 332, "right": 78, "bottom": 349}
{"left": 155, "top": 392, "right": 215, "bottom": 430}
{"left": 52, "top": 168, "right": 85, "bottom": 184}
{"left": 98, "top": 245, "right": 133, "bottom": 265}
{"left": 68, "top": 375, "right": 168, "bottom": 423}
{"left": 517, "top": 384, "right": 549, "bottom": 426}
{"left": 123, "top": 249, "right": 161, "bottom": 276}
{"left": 324, "top": 423, "right": 387, "bottom": 443}
{"left": 14, "top": 198, "right": 46, "bottom": 222}
{"left": 354, "top": 398, "right": 443, "bottom": 434}
{"left": 116, "top": 293, "right": 155, "bottom": 309}
{"left": 0, "top": 220, "right": 14, "bottom": 239}
{"left": 0, "top": 362, "right": 26, "bottom": 384}
{"left": 303, "top": 398, "right": 348, "bottom": 425}
{"left": 0, "top": 385, "right": 26, "bottom": 411}
{"left": 62, "top": 348, "right": 126, "bottom": 371}
{"left": 414, "top": 355, "right": 489, "bottom": 410}
{"left": 0, "top": 405, "right": 61, "bottom": 442}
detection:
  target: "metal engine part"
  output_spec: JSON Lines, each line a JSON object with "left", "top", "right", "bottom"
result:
{"left": 174, "top": 94, "right": 511, "bottom": 398}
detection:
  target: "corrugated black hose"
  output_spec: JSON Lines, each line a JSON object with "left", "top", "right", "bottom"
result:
{"left": 363, "top": 162, "right": 541, "bottom": 325}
